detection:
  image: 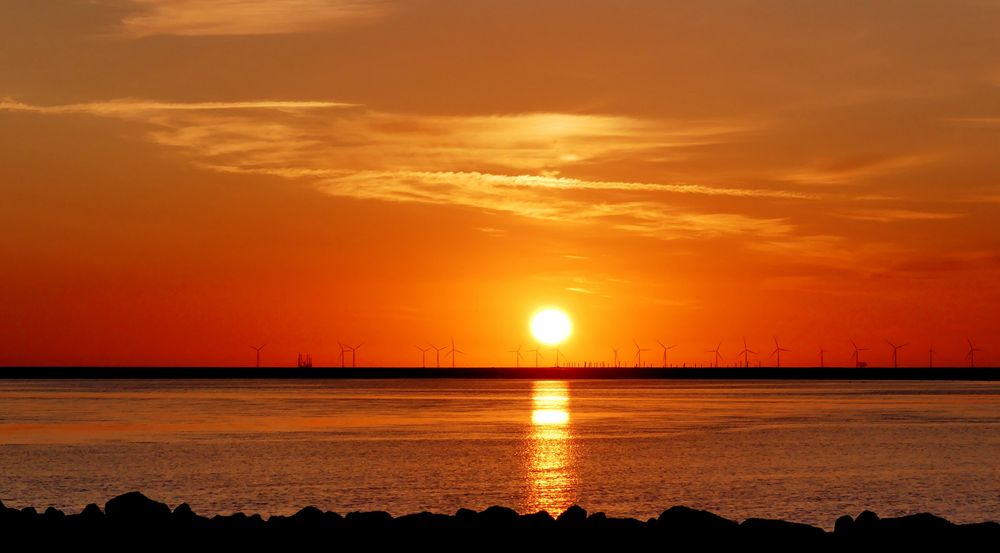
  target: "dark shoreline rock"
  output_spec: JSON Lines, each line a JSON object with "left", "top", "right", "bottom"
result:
{"left": 1, "top": 492, "right": 997, "bottom": 548}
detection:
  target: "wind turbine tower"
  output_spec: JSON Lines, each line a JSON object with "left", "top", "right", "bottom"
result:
{"left": 967, "top": 338, "right": 983, "bottom": 368}
{"left": 447, "top": 337, "right": 464, "bottom": 368}
{"left": 508, "top": 344, "right": 524, "bottom": 368}
{"left": 851, "top": 340, "right": 869, "bottom": 368}
{"left": 249, "top": 344, "right": 266, "bottom": 368}
{"left": 706, "top": 342, "right": 723, "bottom": 368}
{"left": 886, "top": 340, "right": 907, "bottom": 369}
{"left": 737, "top": 337, "right": 756, "bottom": 368}
{"left": 415, "top": 345, "right": 431, "bottom": 368}
{"left": 633, "top": 340, "right": 650, "bottom": 368}
{"left": 656, "top": 340, "right": 677, "bottom": 368}
{"left": 527, "top": 347, "right": 544, "bottom": 368}
{"left": 431, "top": 344, "right": 447, "bottom": 368}
{"left": 349, "top": 343, "right": 363, "bottom": 368}
{"left": 770, "top": 337, "right": 791, "bottom": 368}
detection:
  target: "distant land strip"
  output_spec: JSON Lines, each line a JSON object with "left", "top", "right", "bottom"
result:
{"left": 0, "top": 367, "right": 998, "bottom": 380}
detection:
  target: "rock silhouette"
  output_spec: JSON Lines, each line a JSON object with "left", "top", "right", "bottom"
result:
{"left": 0, "top": 492, "right": 997, "bottom": 549}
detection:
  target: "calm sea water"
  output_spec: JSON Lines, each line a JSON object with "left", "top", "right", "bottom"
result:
{"left": 1, "top": 379, "right": 999, "bottom": 528}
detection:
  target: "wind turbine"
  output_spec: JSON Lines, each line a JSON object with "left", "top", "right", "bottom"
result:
{"left": 928, "top": 346, "right": 935, "bottom": 368}
{"left": 770, "top": 337, "right": 790, "bottom": 368}
{"left": 508, "top": 343, "right": 524, "bottom": 368}
{"left": 431, "top": 344, "right": 447, "bottom": 368}
{"left": 527, "top": 347, "right": 544, "bottom": 368}
{"left": 553, "top": 347, "right": 565, "bottom": 368}
{"left": 886, "top": 340, "right": 907, "bottom": 369}
{"left": 706, "top": 342, "right": 723, "bottom": 368}
{"left": 415, "top": 345, "right": 431, "bottom": 368}
{"left": 819, "top": 346, "right": 827, "bottom": 368}
{"left": 249, "top": 344, "right": 266, "bottom": 368}
{"left": 736, "top": 337, "right": 756, "bottom": 368}
{"left": 967, "top": 338, "right": 983, "bottom": 368}
{"left": 633, "top": 340, "right": 650, "bottom": 368}
{"left": 656, "top": 340, "right": 677, "bottom": 368}
{"left": 611, "top": 346, "right": 620, "bottom": 368}
{"left": 337, "top": 341, "right": 347, "bottom": 368}
{"left": 851, "top": 340, "right": 869, "bottom": 368}
{"left": 447, "top": 337, "right": 464, "bottom": 368}
{"left": 349, "top": 342, "right": 364, "bottom": 368}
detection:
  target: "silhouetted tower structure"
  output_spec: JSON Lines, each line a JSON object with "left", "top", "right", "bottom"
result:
{"left": 415, "top": 345, "right": 431, "bottom": 368}
{"left": 508, "top": 344, "right": 524, "bottom": 368}
{"left": 447, "top": 337, "right": 464, "bottom": 368}
{"left": 737, "top": 337, "right": 756, "bottom": 368}
{"left": 432, "top": 344, "right": 446, "bottom": 368}
{"left": 851, "top": 340, "right": 869, "bottom": 368}
{"left": 633, "top": 340, "right": 650, "bottom": 368}
{"left": 706, "top": 342, "right": 723, "bottom": 368}
{"left": 770, "top": 337, "right": 790, "bottom": 368}
{"left": 527, "top": 347, "right": 544, "bottom": 368}
{"left": 967, "top": 338, "right": 983, "bottom": 368}
{"left": 249, "top": 344, "right": 266, "bottom": 368}
{"left": 656, "top": 340, "right": 677, "bottom": 368}
{"left": 886, "top": 340, "right": 907, "bottom": 369}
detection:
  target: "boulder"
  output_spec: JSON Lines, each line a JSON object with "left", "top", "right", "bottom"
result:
{"left": 345, "top": 510, "right": 393, "bottom": 531}
{"left": 741, "top": 517, "right": 827, "bottom": 544}
{"left": 556, "top": 505, "right": 587, "bottom": 525}
{"left": 80, "top": 503, "right": 104, "bottom": 519}
{"left": 104, "top": 492, "right": 171, "bottom": 524}
{"left": 657, "top": 505, "right": 739, "bottom": 537}
{"left": 833, "top": 514, "right": 854, "bottom": 536}
{"left": 478, "top": 505, "right": 519, "bottom": 527}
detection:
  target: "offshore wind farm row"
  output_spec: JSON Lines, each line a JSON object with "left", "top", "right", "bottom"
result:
{"left": 265, "top": 337, "right": 989, "bottom": 369}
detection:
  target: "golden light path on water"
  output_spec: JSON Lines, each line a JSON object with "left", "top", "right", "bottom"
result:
{"left": 523, "top": 380, "right": 577, "bottom": 515}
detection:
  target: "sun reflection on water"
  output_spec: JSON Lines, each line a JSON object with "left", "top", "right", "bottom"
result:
{"left": 523, "top": 380, "right": 577, "bottom": 515}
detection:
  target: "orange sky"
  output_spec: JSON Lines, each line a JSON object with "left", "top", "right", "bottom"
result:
{"left": 2, "top": 0, "right": 999, "bottom": 368}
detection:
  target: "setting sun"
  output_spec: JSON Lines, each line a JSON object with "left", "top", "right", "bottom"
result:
{"left": 530, "top": 309, "right": 572, "bottom": 346}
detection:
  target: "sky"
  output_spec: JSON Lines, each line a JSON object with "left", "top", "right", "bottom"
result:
{"left": 2, "top": 0, "right": 999, "bottom": 367}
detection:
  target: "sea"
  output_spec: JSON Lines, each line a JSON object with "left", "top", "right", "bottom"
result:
{"left": 1, "top": 379, "right": 998, "bottom": 529}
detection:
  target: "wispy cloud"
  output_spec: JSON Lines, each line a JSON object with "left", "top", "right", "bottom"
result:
{"left": 2, "top": 97, "right": 804, "bottom": 242}
{"left": 566, "top": 287, "right": 595, "bottom": 294}
{"left": 120, "top": 0, "right": 388, "bottom": 37}
{"left": 780, "top": 154, "right": 936, "bottom": 186}
{"left": 837, "top": 209, "right": 966, "bottom": 223}
{"left": 0, "top": 98, "right": 353, "bottom": 115}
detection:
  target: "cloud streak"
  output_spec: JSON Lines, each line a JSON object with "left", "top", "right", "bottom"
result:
{"left": 120, "top": 0, "right": 388, "bottom": 37}
{"left": 1, "top": 97, "right": 808, "bottom": 242}
{"left": 0, "top": 99, "right": 354, "bottom": 116}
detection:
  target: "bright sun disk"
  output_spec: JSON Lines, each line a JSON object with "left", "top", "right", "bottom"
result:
{"left": 530, "top": 308, "right": 572, "bottom": 346}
